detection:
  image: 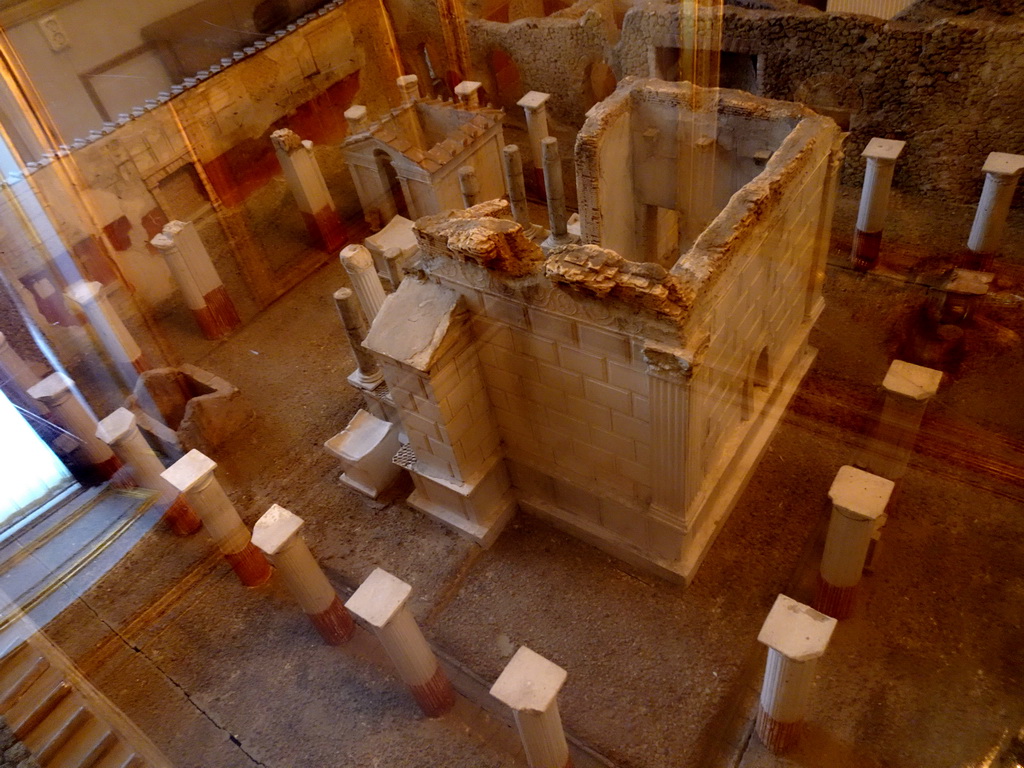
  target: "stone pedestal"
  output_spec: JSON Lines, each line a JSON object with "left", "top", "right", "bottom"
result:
{"left": 517, "top": 91, "right": 551, "bottom": 190}
{"left": 860, "top": 360, "right": 942, "bottom": 483}
{"left": 344, "top": 105, "right": 370, "bottom": 135}
{"left": 252, "top": 504, "right": 354, "bottom": 644}
{"left": 814, "top": 466, "right": 894, "bottom": 619}
{"left": 851, "top": 138, "right": 905, "bottom": 271}
{"left": 150, "top": 221, "right": 241, "bottom": 340}
{"left": 490, "top": 647, "right": 573, "bottom": 768}
{"left": 755, "top": 595, "right": 837, "bottom": 754}
{"left": 64, "top": 281, "right": 147, "bottom": 387}
{"left": 966, "top": 152, "right": 1024, "bottom": 269}
{"left": 454, "top": 80, "right": 481, "bottom": 108}
{"left": 271, "top": 129, "right": 346, "bottom": 253}
{"left": 340, "top": 244, "right": 388, "bottom": 323}
{"left": 162, "top": 450, "right": 271, "bottom": 587}
{"left": 345, "top": 568, "right": 455, "bottom": 717}
{"left": 323, "top": 409, "right": 403, "bottom": 498}
{"left": 96, "top": 407, "right": 202, "bottom": 535}
{"left": 28, "top": 372, "right": 120, "bottom": 481}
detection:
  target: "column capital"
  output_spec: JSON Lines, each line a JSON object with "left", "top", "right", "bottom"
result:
{"left": 150, "top": 232, "right": 176, "bottom": 251}
{"left": 162, "top": 448, "right": 217, "bottom": 494}
{"left": 517, "top": 91, "right": 550, "bottom": 112}
{"left": 27, "top": 371, "right": 74, "bottom": 407}
{"left": 861, "top": 137, "right": 905, "bottom": 165}
{"left": 490, "top": 646, "right": 567, "bottom": 713}
{"left": 345, "top": 567, "right": 411, "bottom": 629}
{"left": 252, "top": 503, "right": 304, "bottom": 556}
{"left": 453, "top": 80, "right": 482, "bottom": 107}
{"left": 827, "top": 466, "right": 893, "bottom": 522}
{"left": 345, "top": 105, "right": 369, "bottom": 134}
{"left": 64, "top": 280, "right": 103, "bottom": 307}
{"left": 758, "top": 594, "right": 836, "bottom": 662}
{"left": 881, "top": 359, "right": 942, "bottom": 401}
{"left": 981, "top": 151, "right": 1024, "bottom": 180}
{"left": 95, "top": 407, "right": 138, "bottom": 446}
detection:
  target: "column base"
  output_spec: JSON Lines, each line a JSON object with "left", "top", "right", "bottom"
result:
{"left": 851, "top": 229, "right": 882, "bottom": 271}
{"left": 165, "top": 495, "right": 203, "bottom": 536}
{"left": 755, "top": 706, "right": 801, "bottom": 754}
{"left": 308, "top": 594, "right": 355, "bottom": 645}
{"left": 224, "top": 542, "right": 273, "bottom": 587}
{"left": 302, "top": 207, "right": 347, "bottom": 253}
{"left": 195, "top": 286, "right": 242, "bottom": 340}
{"left": 410, "top": 664, "right": 455, "bottom": 718}
{"left": 814, "top": 574, "right": 857, "bottom": 620}
{"left": 960, "top": 248, "right": 994, "bottom": 271}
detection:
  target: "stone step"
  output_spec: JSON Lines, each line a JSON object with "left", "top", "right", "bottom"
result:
{"left": 23, "top": 689, "right": 88, "bottom": 762}
{"left": 0, "top": 643, "right": 48, "bottom": 709}
{"left": 91, "top": 740, "right": 138, "bottom": 768}
{"left": 4, "top": 665, "right": 68, "bottom": 735}
{"left": 43, "top": 713, "right": 115, "bottom": 768}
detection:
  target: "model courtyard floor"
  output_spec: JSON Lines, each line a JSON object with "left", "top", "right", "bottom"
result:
{"left": 32, "top": 186, "right": 1024, "bottom": 768}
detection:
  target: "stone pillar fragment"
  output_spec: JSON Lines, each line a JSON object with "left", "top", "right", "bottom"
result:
{"left": 64, "top": 281, "right": 147, "bottom": 386}
{"left": 540, "top": 137, "right": 574, "bottom": 249}
{"left": 814, "top": 466, "right": 893, "bottom": 619}
{"left": 28, "top": 372, "right": 120, "bottom": 481}
{"left": 162, "top": 450, "right": 272, "bottom": 587}
{"left": 490, "top": 647, "right": 573, "bottom": 768}
{"left": 502, "top": 145, "right": 539, "bottom": 239}
{"left": 453, "top": 80, "right": 481, "bottom": 108}
{"left": 271, "top": 129, "right": 346, "bottom": 253}
{"left": 851, "top": 138, "right": 905, "bottom": 271}
{"left": 96, "top": 408, "right": 202, "bottom": 536}
{"left": 340, "top": 244, "right": 388, "bottom": 322}
{"left": 252, "top": 504, "right": 354, "bottom": 644}
{"left": 860, "top": 360, "right": 942, "bottom": 483}
{"left": 151, "top": 220, "right": 241, "bottom": 340}
{"left": 333, "top": 288, "right": 383, "bottom": 390}
{"left": 517, "top": 91, "right": 551, "bottom": 190}
{"left": 345, "top": 568, "right": 455, "bottom": 717}
{"left": 966, "top": 152, "right": 1024, "bottom": 269}
{"left": 756, "top": 595, "right": 837, "bottom": 753}
{"left": 457, "top": 166, "right": 480, "bottom": 208}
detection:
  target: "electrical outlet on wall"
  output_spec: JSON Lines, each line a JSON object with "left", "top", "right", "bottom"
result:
{"left": 38, "top": 15, "right": 70, "bottom": 52}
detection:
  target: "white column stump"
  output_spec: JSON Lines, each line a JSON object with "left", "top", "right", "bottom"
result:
{"left": 861, "top": 360, "right": 942, "bottom": 483}
{"left": 755, "top": 594, "right": 837, "bottom": 754}
{"left": 851, "top": 138, "right": 905, "bottom": 271}
{"left": 333, "top": 288, "right": 384, "bottom": 390}
{"left": 252, "top": 504, "right": 354, "bottom": 645}
{"left": 517, "top": 91, "right": 551, "bottom": 190}
{"left": 151, "top": 220, "right": 241, "bottom": 340}
{"left": 28, "top": 372, "right": 121, "bottom": 481}
{"left": 490, "top": 647, "right": 573, "bottom": 768}
{"left": 96, "top": 408, "right": 202, "bottom": 536}
{"left": 540, "top": 137, "right": 575, "bottom": 250}
{"left": 344, "top": 105, "right": 371, "bottom": 135}
{"left": 814, "top": 466, "right": 894, "bottom": 619}
{"left": 966, "top": 152, "right": 1024, "bottom": 269}
{"left": 271, "top": 128, "right": 346, "bottom": 253}
{"left": 340, "top": 244, "right": 388, "bottom": 323}
{"left": 345, "top": 568, "right": 455, "bottom": 717}
{"left": 457, "top": 165, "right": 480, "bottom": 208}
{"left": 162, "top": 450, "right": 272, "bottom": 587}
{"left": 64, "top": 281, "right": 147, "bottom": 386}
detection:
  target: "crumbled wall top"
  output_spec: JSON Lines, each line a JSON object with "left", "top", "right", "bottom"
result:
{"left": 546, "top": 244, "right": 695, "bottom": 319}
{"left": 414, "top": 200, "right": 545, "bottom": 276}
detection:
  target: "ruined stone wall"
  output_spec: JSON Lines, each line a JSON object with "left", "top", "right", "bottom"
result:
{"left": 619, "top": 3, "right": 1024, "bottom": 202}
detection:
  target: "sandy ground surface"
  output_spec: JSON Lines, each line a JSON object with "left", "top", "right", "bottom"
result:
{"left": 26, "top": 185, "right": 1024, "bottom": 768}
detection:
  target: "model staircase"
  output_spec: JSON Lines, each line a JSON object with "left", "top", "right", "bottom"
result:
{"left": 0, "top": 628, "right": 172, "bottom": 768}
